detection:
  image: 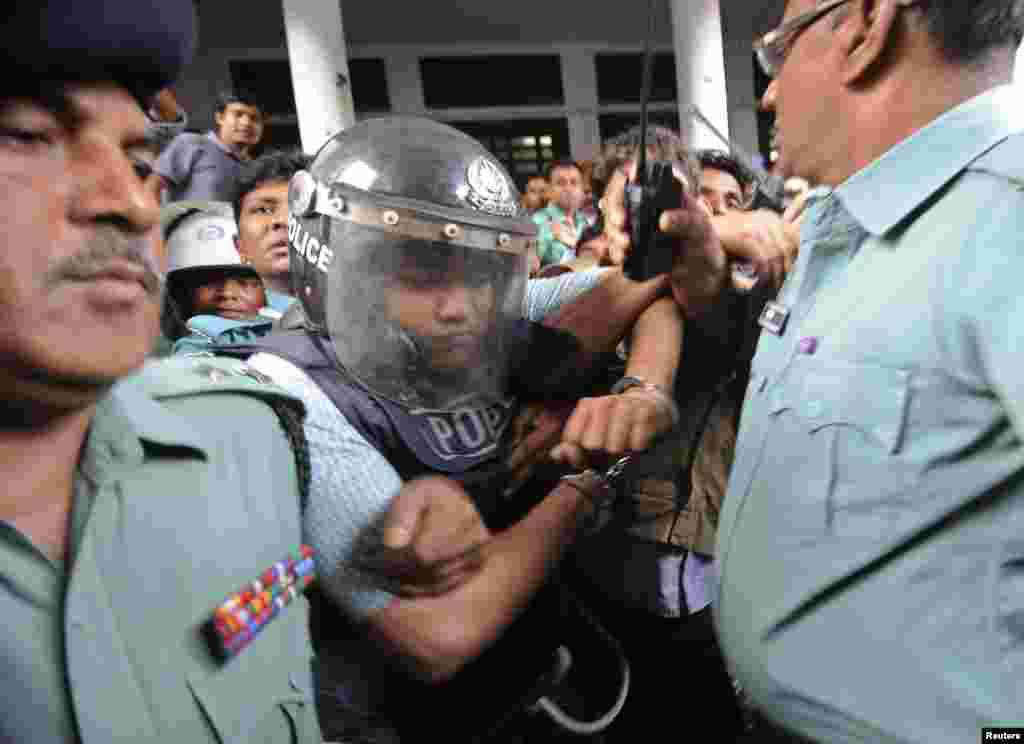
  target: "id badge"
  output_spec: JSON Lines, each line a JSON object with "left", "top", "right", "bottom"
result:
{"left": 758, "top": 300, "right": 790, "bottom": 336}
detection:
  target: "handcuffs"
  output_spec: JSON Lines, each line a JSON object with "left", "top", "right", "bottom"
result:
{"left": 558, "top": 374, "right": 679, "bottom": 532}
{"left": 559, "top": 455, "right": 633, "bottom": 533}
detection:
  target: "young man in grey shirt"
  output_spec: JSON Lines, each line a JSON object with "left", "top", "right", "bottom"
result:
{"left": 156, "top": 91, "right": 264, "bottom": 203}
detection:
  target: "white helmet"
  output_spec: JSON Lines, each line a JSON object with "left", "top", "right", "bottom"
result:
{"left": 162, "top": 201, "right": 249, "bottom": 276}
{"left": 160, "top": 201, "right": 261, "bottom": 339}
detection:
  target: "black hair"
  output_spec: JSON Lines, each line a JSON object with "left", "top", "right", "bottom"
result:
{"left": 590, "top": 125, "right": 700, "bottom": 200}
{"left": 233, "top": 149, "right": 312, "bottom": 222}
{"left": 829, "top": 0, "right": 1024, "bottom": 63}
{"left": 916, "top": 1, "right": 1024, "bottom": 63}
{"left": 215, "top": 90, "right": 264, "bottom": 116}
{"left": 696, "top": 149, "right": 753, "bottom": 190}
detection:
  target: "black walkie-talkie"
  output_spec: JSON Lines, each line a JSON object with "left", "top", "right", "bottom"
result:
{"left": 623, "top": 2, "right": 769, "bottom": 290}
{"left": 623, "top": 160, "right": 682, "bottom": 281}
{"left": 622, "top": 0, "right": 682, "bottom": 282}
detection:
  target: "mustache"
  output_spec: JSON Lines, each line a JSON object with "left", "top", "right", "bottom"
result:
{"left": 44, "top": 228, "right": 162, "bottom": 297}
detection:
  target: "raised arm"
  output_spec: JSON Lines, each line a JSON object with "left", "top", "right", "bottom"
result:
{"left": 538, "top": 267, "right": 669, "bottom": 353}
{"left": 364, "top": 472, "right": 604, "bottom": 684}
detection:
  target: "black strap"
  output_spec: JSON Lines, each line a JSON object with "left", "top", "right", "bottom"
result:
{"left": 263, "top": 396, "right": 312, "bottom": 512}
{"left": 663, "top": 288, "right": 762, "bottom": 530}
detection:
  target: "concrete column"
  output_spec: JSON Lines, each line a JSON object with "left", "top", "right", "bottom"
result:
{"left": 720, "top": 1, "right": 768, "bottom": 166}
{"left": 670, "top": 0, "right": 730, "bottom": 151}
{"left": 721, "top": 39, "right": 760, "bottom": 160}
{"left": 560, "top": 48, "right": 602, "bottom": 161}
{"left": 385, "top": 49, "right": 426, "bottom": 115}
{"left": 282, "top": 0, "right": 356, "bottom": 153}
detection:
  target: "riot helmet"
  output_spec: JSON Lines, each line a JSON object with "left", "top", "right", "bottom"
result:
{"left": 288, "top": 117, "right": 535, "bottom": 411}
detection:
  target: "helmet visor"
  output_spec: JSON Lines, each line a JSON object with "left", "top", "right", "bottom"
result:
{"left": 295, "top": 202, "right": 530, "bottom": 411}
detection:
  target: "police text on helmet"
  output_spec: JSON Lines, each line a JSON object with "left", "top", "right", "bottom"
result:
{"left": 289, "top": 216, "right": 334, "bottom": 273}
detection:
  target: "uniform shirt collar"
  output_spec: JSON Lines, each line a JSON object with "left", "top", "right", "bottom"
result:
{"left": 834, "top": 85, "right": 1022, "bottom": 237}
{"left": 79, "top": 377, "right": 207, "bottom": 483}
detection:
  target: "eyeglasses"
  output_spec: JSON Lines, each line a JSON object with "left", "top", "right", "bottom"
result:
{"left": 754, "top": 0, "right": 852, "bottom": 78}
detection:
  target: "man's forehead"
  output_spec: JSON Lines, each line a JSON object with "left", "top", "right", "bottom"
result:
{"left": 71, "top": 83, "right": 146, "bottom": 124}
{"left": 2, "top": 82, "right": 146, "bottom": 139}
{"left": 243, "top": 180, "right": 289, "bottom": 204}
{"left": 701, "top": 166, "right": 742, "bottom": 191}
{"left": 224, "top": 102, "right": 262, "bottom": 116}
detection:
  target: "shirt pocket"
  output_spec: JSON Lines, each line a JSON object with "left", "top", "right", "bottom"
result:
{"left": 187, "top": 659, "right": 316, "bottom": 744}
{"left": 768, "top": 357, "right": 915, "bottom": 537}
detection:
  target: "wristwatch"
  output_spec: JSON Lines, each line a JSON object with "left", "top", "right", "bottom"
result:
{"left": 609, "top": 375, "right": 681, "bottom": 428}
{"left": 610, "top": 375, "right": 651, "bottom": 395}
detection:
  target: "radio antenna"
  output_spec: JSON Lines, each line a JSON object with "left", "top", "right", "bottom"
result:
{"left": 635, "top": 0, "right": 659, "bottom": 187}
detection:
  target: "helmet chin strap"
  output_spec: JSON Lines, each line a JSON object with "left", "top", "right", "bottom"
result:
{"left": 389, "top": 323, "right": 430, "bottom": 374}
{"left": 384, "top": 321, "right": 503, "bottom": 410}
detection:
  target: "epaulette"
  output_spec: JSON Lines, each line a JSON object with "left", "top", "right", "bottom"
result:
{"left": 135, "top": 354, "right": 294, "bottom": 402}
{"left": 134, "top": 355, "right": 311, "bottom": 509}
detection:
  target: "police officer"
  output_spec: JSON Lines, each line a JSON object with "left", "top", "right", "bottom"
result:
{"left": 717, "top": 2, "right": 1024, "bottom": 742}
{"left": 225, "top": 116, "right": 689, "bottom": 741}
{"left": 0, "top": 4, "right": 487, "bottom": 742}
{"left": 0, "top": 3, "right": 329, "bottom": 741}
{"left": 160, "top": 201, "right": 283, "bottom": 354}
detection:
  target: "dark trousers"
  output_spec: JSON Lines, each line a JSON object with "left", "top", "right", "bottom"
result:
{"left": 565, "top": 567, "right": 746, "bottom": 742}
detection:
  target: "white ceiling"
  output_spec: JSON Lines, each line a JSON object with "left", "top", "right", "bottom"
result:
{"left": 340, "top": 0, "right": 787, "bottom": 44}
{"left": 197, "top": 0, "right": 785, "bottom": 49}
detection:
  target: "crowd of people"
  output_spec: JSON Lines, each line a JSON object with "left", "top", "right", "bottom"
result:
{"left": 3, "top": 1, "right": 1024, "bottom": 743}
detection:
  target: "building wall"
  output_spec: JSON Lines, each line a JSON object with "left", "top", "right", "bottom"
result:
{"left": 176, "top": 1, "right": 772, "bottom": 162}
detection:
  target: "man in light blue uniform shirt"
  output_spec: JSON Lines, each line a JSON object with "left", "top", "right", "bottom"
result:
{"left": 714, "top": 1, "right": 1024, "bottom": 742}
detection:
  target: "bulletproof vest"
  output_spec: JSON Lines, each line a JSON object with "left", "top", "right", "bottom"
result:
{"left": 222, "top": 321, "right": 607, "bottom": 525}
{"left": 217, "top": 324, "right": 618, "bottom": 742}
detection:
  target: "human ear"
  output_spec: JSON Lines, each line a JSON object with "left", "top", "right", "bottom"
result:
{"left": 234, "top": 235, "right": 250, "bottom": 264}
{"left": 838, "top": 0, "right": 905, "bottom": 85}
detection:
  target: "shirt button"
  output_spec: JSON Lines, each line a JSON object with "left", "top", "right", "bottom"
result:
{"left": 798, "top": 336, "right": 819, "bottom": 355}
{"left": 289, "top": 672, "right": 304, "bottom": 692}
